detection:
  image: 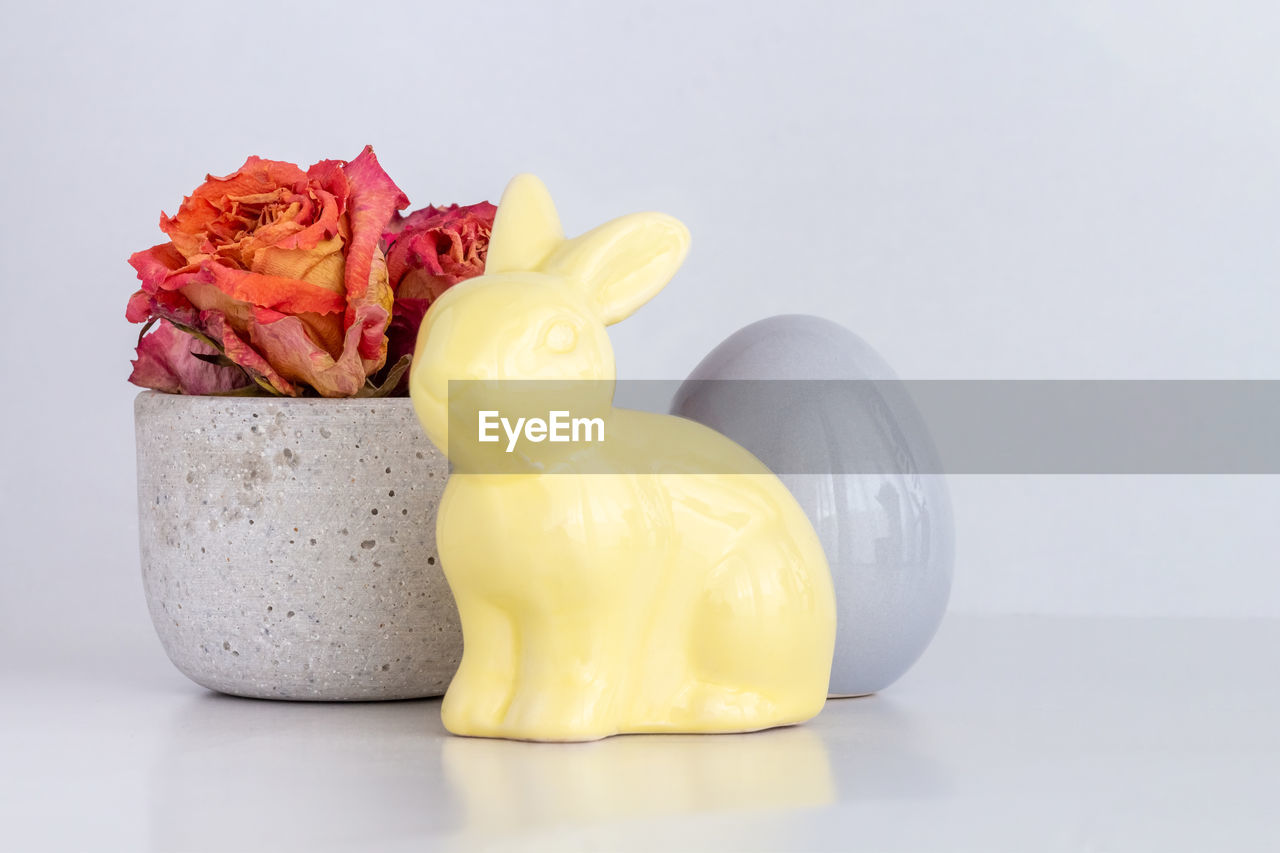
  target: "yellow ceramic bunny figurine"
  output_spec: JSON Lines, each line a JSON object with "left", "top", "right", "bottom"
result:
{"left": 409, "top": 175, "right": 835, "bottom": 741}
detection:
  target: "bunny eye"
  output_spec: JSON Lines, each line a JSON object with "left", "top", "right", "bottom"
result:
{"left": 544, "top": 321, "right": 577, "bottom": 353}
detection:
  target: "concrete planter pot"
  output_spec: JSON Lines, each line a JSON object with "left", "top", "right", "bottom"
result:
{"left": 134, "top": 391, "right": 461, "bottom": 701}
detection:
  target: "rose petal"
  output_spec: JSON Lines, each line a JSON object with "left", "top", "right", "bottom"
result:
{"left": 341, "top": 146, "right": 409, "bottom": 313}
{"left": 386, "top": 227, "right": 443, "bottom": 286}
{"left": 250, "top": 236, "right": 347, "bottom": 291}
{"left": 129, "top": 320, "right": 251, "bottom": 395}
{"left": 177, "top": 280, "right": 256, "bottom": 333}
{"left": 393, "top": 267, "right": 460, "bottom": 304}
{"left": 126, "top": 286, "right": 200, "bottom": 326}
{"left": 128, "top": 242, "right": 204, "bottom": 297}
{"left": 202, "top": 263, "right": 346, "bottom": 315}
{"left": 128, "top": 242, "right": 186, "bottom": 289}
{"left": 126, "top": 289, "right": 153, "bottom": 323}
{"left": 306, "top": 159, "right": 350, "bottom": 202}
{"left": 247, "top": 303, "right": 387, "bottom": 397}
{"left": 202, "top": 311, "right": 298, "bottom": 396}
{"left": 292, "top": 310, "right": 346, "bottom": 358}
{"left": 355, "top": 248, "right": 393, "bottom": 368}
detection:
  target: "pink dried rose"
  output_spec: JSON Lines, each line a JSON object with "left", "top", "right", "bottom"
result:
{"left": 126, "top": 146, "right": 409, "bottom": 396}
{"left": 381, "top": 202, "right": 496, "bottom": 370}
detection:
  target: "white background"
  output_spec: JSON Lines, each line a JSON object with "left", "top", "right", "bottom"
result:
{"left": 2, "top": 0, "right": 1279, "bottom": 665}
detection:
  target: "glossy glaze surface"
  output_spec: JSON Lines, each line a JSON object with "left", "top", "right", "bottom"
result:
{"left": 673, "top": 316, "right": 953, "bottom": 696}
{"left": 408, "top": 176, "right": 836, "bottom": 740}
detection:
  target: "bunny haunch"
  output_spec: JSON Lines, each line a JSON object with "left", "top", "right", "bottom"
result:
{"left": 478, "top": 409, "right": 605, "bottom": 453}
{"left": 408, "top": 174, "right": 836, "bottom": 741}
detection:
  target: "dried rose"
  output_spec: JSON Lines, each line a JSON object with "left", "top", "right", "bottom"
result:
{"left": 381, "top": 202, "right": 496, "bottom": 370}
{"left": 126, "top": 146, "right": 408, "bottom": 396}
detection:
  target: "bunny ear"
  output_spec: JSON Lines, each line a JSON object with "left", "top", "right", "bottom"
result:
{"left": 543, "top": 212, "right": 690, "bottom": 325}
{"left": 485, "top": 174, "right": 565, "bottom": 274}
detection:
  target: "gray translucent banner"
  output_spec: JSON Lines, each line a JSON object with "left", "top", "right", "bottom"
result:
{"left": 441, "top": 380, "right": 1280, "bottom": 474}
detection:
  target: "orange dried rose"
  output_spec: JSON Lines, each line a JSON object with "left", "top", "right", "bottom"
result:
{"left": 126, "top": 146, "right": 408, "bottom": 396}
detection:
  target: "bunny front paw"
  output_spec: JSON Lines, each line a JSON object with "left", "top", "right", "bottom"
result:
{"left": 439, "top": 600, "right": 519, "bottom": 737}
{"left": 440, "top": 670, "right": 518, "bottom": 738}
{"left": 496, "top": 679, "right": 617, "bottom": 742}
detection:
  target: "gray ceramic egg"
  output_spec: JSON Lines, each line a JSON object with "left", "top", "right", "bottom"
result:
{"left": 671, "top": 315, "right": 953, "bottom": 697}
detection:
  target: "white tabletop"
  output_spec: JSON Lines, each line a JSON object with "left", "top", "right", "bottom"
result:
{"left": 3, "top": 613, "right": 1276, "bottom": 852}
